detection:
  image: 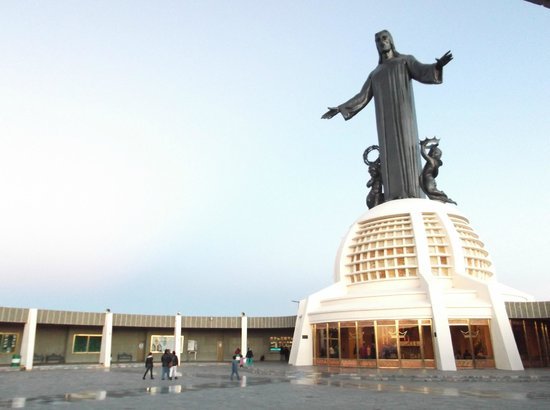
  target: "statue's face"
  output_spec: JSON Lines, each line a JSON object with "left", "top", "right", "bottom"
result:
{"left": 375, "top": 31, "right": 393, "bottom": 54}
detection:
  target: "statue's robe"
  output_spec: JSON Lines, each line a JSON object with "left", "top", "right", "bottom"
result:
{"left": 338, "top": 54, "right": 442, "bottom": 200}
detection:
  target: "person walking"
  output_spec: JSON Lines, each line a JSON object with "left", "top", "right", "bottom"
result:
{"left": 230, "top": 355, "right": 240, "bottom": 381}
{"left": 161, "top": 349, "right": 172, "bottom": 380}
{"left": 169, "top": 350, "right": 179, "bottom": 380}
{"left": 245, "top": 348, "right": 254, "bottom": 367}
{"left": 142, "top": 352, "right": 154, "bottom": 380}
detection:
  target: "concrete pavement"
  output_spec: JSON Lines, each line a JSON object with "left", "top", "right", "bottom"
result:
{"left": 1, "top": 362, "right": 550, "bottom": 409}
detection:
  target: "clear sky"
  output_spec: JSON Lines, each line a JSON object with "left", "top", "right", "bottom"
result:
{"left": 0, "top": 1, "right": 548, "bottom": 316}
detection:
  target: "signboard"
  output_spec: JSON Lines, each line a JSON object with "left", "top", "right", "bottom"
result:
{"left": 150, "top": 335, "right": 184, "bottom": 353}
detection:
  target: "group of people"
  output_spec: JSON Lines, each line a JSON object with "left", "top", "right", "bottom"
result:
{"left": 230, "top": 347, "right": 254, "bottom": 381}
{"left": 233, "top": 347, "right": 254, "bottom": 366}
{"left": 142, "top": 349, "right": 179, "bottom": 380}
{"left": 144, "top": 347, "right": 259, "bottom": 382}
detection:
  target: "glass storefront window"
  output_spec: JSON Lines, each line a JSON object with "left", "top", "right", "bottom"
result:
{"left": 470, "top": 323, "right": 493, "bottom": 360}
{"left": 450, "top": 325, "right": 471, "bottom": 359}
{"left": 328, "top": 324, "right": 339, "bottom": 358}
{"left": 422, "top": 325, "right": 435, "bottom": 359}
{"left": 511, "top": 320, "right": 528, "bottom": 360}
{"left": 311, "top": 318, "right": 468, "bottom": 368}
{"left": 315, "top": 324, "right": 327, "bottom": 358}
{"left": 358, "top": 321, "right": 376, "bottom": 359}
{"left": 399, "top": 321, "right": 421, "bottom": 359}
{"left": 450, "top": 319, "right": 494, "bottom": 367}
{"left": 510, "top": 319, "right": 550, "bottom": 367}
{"left": 377, "top": 322, "right": 398, "bottom": 359}
{"left": 527, "top": 322, "right": 542, "bottom": 362}
{"left": 340, "top": 322, "right": 357, "bottom": 359}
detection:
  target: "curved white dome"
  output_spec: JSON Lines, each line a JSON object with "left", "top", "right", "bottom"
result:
{"left": 291, "top": 198, "right": 529, "bottom": 371}
{"left": 334, "top": 199, "right": 494, "bottom": 285}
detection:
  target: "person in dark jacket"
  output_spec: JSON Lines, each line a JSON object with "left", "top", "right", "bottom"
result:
{"left": 161, "top": 349, "right": 172, "bottom": 380}
{"left": 245, "top": 348, "right": 254, "bottom": 367}
{"left": 143, "top": 352, "right": 154, "bottom": 379}
{"left": 169, "top": 350, "right": 179, "bottom": 380}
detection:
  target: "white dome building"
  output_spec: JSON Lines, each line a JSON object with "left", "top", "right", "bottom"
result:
{"left": 289, "top": 198, "right": 532, "bottom": 370}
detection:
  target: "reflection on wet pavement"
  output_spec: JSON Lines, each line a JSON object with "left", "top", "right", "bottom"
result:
{"left": 290, "top": 377, "right": 543, "bottom": 400}
{"left": 0, "top": 376, "right": 257, "bottom": 408}
{"left": 1, "top": 372, "right": 548, "bottom": 408}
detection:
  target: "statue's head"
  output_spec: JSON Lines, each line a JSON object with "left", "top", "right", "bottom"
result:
{"left": 375, "top": 30, "right": 398, "bottom": 63}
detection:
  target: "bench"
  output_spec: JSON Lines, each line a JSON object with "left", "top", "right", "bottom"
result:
{"left": 116, "top": 352, "right": 133, "bottom": 362}
{"left": 33, "top": 354, "right": 45, "bottom": 363}
{"left": 45, "top": 354, "right": 65, "bottom": 364}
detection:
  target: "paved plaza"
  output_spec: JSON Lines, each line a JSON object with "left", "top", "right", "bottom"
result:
{"left": 1, "top": 363, "right": 550, "bottom": 409}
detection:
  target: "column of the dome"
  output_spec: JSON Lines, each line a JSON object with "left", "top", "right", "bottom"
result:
{"left": 486, "top": 285, "right": 524, "bottom": 370}
{"left": 289, "top": 298, "right": 313, "bottom": 366}
{"left": 410, "top": 208, "right": 456, "bottom": 370}
{"left": 448, "top": 272, "right": 524, "bottom": 369}
{"left": 441, "top": 211, "right": 523, "bottom": 370}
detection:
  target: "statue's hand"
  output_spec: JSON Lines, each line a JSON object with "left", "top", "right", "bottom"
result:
{"left": 435, "top": 50, "right": 453, "bottom": 70}
{"left": 321, "top": 107, "right": 339, "bottom": 119}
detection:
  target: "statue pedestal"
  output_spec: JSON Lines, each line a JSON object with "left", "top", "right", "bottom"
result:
{"left": 290, "top": 199, "right": 530, "bottom": 370}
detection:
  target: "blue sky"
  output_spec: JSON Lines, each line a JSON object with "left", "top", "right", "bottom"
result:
{"left": 0, "top": 1, "right": 548, "bottom": 316}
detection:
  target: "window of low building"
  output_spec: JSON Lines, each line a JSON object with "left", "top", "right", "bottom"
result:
{"left": 73, "top": 334, "right": 102, "bottom": 353}
{"left": 0, "top": 333, "right": 18, "bottom": 354}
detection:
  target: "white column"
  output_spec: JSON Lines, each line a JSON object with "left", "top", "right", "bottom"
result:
{"left": 174, "top": 313, "right": 182, "bottom": 356}
{"left": 487, "top": 286, "right": 524, "bottom": 370}
{"left": 20, "top": 308, "right": 38, "bottom": 370}
{"left": 289, "top": 299, "right": 313, "bottom": 366}
{"left": 241, "top": 313, "right": 247, "bottom": 356}
{"left": 410, "top": 210, "right": 456, "bottom": 371}
{"left": 99, "top": 310, "right": 113, "bottom": 368}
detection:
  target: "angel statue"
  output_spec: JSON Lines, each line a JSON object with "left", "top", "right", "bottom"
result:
{"left": 419, "top": 137, "right": 456, "bottom": 205}
{"left": 363, "top": 145, "right": 384, "bottom": 209}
